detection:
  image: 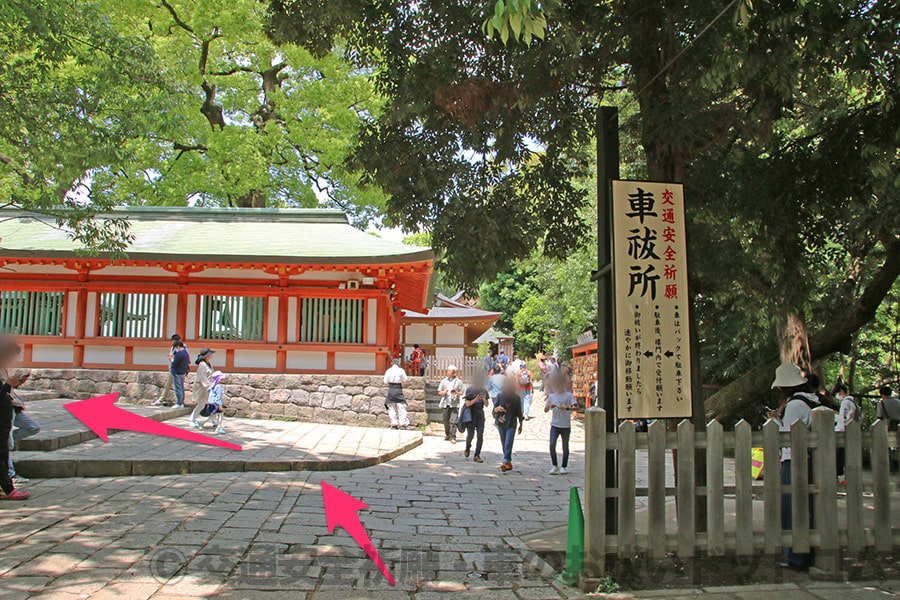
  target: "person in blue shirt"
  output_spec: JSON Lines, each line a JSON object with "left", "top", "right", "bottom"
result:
{"left": 169, "top": 340, "right": 191, "bottom": 408}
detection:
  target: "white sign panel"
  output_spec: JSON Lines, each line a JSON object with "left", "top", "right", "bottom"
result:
{"left": 612, "top": 181, "right": 692, "bottom": 418}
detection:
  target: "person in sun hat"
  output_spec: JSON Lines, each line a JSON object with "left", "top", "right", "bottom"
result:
{"left": 197, "top": 370, "right": 228, "bottom": 434}
{"left": 437, "top": 365, "right": 465, "bottom": 443}
{"left": 189, "top": 348, "right": 216, "bottom": 428}
{"left": 768, "top": 363, "right": 819, "bottom": 571}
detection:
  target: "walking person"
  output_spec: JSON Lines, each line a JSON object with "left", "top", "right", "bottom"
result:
{"left": 437, "top": 365, "right": 464, "bottom": 443}
{"left": 488, "top": 364, "right": 505, "bottom": 405}
{"left": 545, "top": 377, "right": 575, "bottom": 474}
{"left": 197, "top": 371, "right": 228, "bottom": 434}
{"left": 493, "top": 377, "right": 524, "bottom": 472}
{"left": 189, "top": 348, "right": 216, "bottom": 428}
{"left": 832, "top": 383, "right": 858, "bottom": 484}
{"left": 0, "top": 338, "right": 29, "bottom": 500}
{"left": 517, "top": 362, "right": 534, "bottom": 420}
{"left": 484, "top": 351, "right": 495, "bottom": 376}
{"left": 153, "top": 334, "right": 187, "bottom": 406}
{"left": 383, "top": 358, "right": 410, "bottom": 429}
{"left": 768, "top": 363, "right": 819, "bottom": 570}
{"left": 463, "top": 381, "right": 488, "bottom": 463}
{"left": 876, "top": 386, "right": 900, "bottom": 472}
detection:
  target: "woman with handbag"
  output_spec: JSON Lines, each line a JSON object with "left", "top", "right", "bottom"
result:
{"left": 189, "top": 348, "right": 215, "bottom": 428}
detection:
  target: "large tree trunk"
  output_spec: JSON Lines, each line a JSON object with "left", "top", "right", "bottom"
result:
{"left": 776, "top": 312, "right": 812, "bottom": 373}
{"left": 706, "top": 233, "right": 900, "bottom": 422}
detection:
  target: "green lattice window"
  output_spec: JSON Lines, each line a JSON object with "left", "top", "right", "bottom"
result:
{"left": 0, "top": 291, "right": 65, "bottom": 336}
{"left": 300, "top": 297, "right": 364, "bottom": 344}
{"left": 200, "top": 295, "right": 265, "bottom": 341}
{"left": 99, "top": 293, "right": 166, "bottom": 338}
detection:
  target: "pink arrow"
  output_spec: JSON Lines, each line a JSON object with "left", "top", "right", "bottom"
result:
{"left": 64, "top": 393, "right": 241, "bottom": 451}
{"left": 321, "top": 481, "right": 395, "bottom": 586}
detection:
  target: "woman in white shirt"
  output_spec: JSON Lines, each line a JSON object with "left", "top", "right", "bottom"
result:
{"left": 189, "top": 348, "right": 215, "bottom": 427}
{"left": 544, "top": 376, "right": 576, "bottom": 475}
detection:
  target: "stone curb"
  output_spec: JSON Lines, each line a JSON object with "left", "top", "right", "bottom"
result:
{"left": 16, "top": 434, "right": 423, "bottom": 478}
{"left": 17, "top": 406, "right": 192, "bottom": 451}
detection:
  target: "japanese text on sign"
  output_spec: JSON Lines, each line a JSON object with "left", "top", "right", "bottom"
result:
{"left": 612, "top": 181, "right": 692, "bottom": 418}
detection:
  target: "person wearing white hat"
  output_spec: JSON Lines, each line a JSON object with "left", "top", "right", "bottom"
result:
{"left": 768, "top": 363, "right": 819, "bottom": 570}
{"left": 437, "top": 365, "right": 465, "bottom": 443}
{"left": 197, "top": 370, "right": 228, "bottom": 434}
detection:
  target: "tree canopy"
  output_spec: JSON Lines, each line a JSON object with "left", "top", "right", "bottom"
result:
{"left": 269, "top": 0, "right": 899, "bottom": 420}
{"left": 1, "top": 0, "right": 386, "bottom": 247}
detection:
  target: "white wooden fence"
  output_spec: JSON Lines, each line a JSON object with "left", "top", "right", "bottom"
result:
{"left": 421, "top": 355, "right": 484, "bottom": 380}
{"left": 583, "top": 406, "right": 899, "bottom": 576}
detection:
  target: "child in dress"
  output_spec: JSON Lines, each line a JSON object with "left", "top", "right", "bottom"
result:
{"left": 197, "top": 371, "right": 227, "bottom": 434}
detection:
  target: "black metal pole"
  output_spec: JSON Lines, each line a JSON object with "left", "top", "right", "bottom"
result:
{"left": 597, "top": 105, "right": 619, "bottom": 535}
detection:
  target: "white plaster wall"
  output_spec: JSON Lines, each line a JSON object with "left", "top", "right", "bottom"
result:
{"left": 287, "top": 297, "right": 298, "bottom": 343}
{"left": 334, "top": 352, "right": 376, "bottom": 372}
{"left": 434, "top": 347, "right": 465, "bottom": 362}
{"left": 65, "top": 292, "right": 77, "bottom": 337}
{"left": 133, "top": 347, "right": 166, "bottom": 366}
{"left": 286, "top": 351, "right": 328, "bottom": 371}
{"left": 267, "top": 297, "right": 279, "bottom": 342}
{"left": 84, "top": 292, "right": 97, "bottom": 337}
{"left": 84, "top": 346, "right": 125, "bottom": 364}
{"left": 233, "top": 349, "right": 277, "bottom": 369}
{"left": 435, "top": 324, "right": 465, "bottom": 345}
{"left": 367, "top": 298, "right": 377, "bottom": 344}
{"left": 404, "top": 323, "right": 433, "bottom": 345}
{"left": 32, "top": 344, "right": 74, "bottom": 364}
{"left": 185, "top": 295, "right": 197, "bottom": 338}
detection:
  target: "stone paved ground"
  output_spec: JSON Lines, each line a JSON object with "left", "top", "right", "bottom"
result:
{"left": 2, "top": 392, "right": 898, "bottom": 599}
{"left": 15, "top": 406, "right": 422, "bottom": 477}
{"left": 14, "top": 397, "right": 190, "bottom": 451}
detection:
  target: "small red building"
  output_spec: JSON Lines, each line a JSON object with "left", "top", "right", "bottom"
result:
{"left": 0, "top": 207, "right": 434, "bottom": 374}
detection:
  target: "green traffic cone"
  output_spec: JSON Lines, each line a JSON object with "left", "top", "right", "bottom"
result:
{"left": 556, "top": 486, "right": 584, "bottom": 586}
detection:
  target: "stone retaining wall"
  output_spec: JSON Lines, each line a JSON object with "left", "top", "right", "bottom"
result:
{"left": 26, "top": 369, "right": 425, "bottom": 428}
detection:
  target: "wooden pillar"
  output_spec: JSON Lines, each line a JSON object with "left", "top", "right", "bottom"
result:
{"left": 73, "top": 288, "right": 87, "bottom": 368}
{"left": 276, "top": 291, "right": 288, "bottom": 372}
{"left": 176, "top": 292, "right": 187, "bottom": 338}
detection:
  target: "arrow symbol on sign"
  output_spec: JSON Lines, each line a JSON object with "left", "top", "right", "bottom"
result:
{"left": 65, "top": 393, "right": 242, "bottom": 451}
{"left": 664, "top": 350, "right": 674, "bottom": 358}
{"left": 321, "top": 481, "right": 395, "bottom": 586}
{"left": 643, "top": 351, "right": 654, "bottom": 358}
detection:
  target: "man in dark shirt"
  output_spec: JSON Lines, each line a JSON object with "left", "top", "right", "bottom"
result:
{"left": 170, "top": 340, "right": 191, "bottom": 408}
{"left": 463, "top": 384, "right": 489, "bottom": 463}
{"left": 493, "top": 379, "right": 525, "bottom": 472}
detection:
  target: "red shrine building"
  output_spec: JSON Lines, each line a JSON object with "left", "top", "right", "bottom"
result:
{"left": 0, "top": 207, "right": 434, "bottom": 374}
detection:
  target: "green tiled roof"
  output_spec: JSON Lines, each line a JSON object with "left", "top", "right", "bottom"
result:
{"left": 0, "top": 207, "right": 432, "bottom": 265}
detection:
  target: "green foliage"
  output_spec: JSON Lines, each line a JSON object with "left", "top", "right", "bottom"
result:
{"left": 478, "top": 264, "right": 539, "bottom": 333}
{"left": 1, "top": 0, "right": 386, "bottom": 245}
{"left": 95, "top": 0, "right": 386, "bottom": 221}
{"left": 482, "top": 0, "right": 548, "bottom": 45}
{"left": 0, "top": 0, "right": 157, "bottom": 251}
{"left": 596, "top": 576, "right": 620, "bottom": 594}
